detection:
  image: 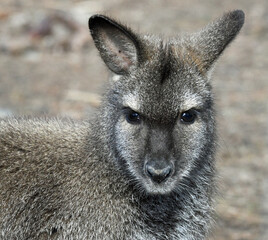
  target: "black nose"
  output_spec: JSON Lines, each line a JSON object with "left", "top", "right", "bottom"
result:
{"left": 146, "top": 162, "right": 172, "bottom": 183}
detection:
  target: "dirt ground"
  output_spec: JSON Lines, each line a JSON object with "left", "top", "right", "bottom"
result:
{"left": 0, "top": 0, "right": 267, "bottom": 239}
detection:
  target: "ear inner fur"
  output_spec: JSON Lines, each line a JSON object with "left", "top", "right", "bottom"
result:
{"left": 89, "top": 15, "right": 142, "bottom": 74}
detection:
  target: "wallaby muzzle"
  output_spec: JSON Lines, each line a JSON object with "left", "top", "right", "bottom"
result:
{"left": 145, "top": 160, "right": 173, "bottom": 183}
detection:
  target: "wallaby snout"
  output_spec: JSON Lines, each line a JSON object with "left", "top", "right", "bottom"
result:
{"left": 145, "top": 160, "right": 173, "bottom": 183}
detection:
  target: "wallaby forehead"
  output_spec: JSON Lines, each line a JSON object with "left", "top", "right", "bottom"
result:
{"left": 119, "top": 69, "right": 209, "bottom": 121}
{"left": 125, "top": 82, "right": 207, "bottom": 122}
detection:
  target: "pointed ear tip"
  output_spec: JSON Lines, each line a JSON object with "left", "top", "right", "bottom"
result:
{"left": 88, "top": 14, "right": 98, "bottom": 30}
{"left": 228, "top": 10, "right": 245, "bottom": 25}
{"left": 88, "top": 14, "right": 109, "bottom": 30}
{"left": 88, "top": 14, "right": 99, "bottom": 29}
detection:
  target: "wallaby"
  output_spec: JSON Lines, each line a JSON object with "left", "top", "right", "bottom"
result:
{"left": 0, "top": 10, "right": 244, "bottom": 240}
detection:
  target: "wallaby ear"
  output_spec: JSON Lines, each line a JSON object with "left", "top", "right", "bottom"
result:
{"left": 88, "top": 15, "right": 140, "bottom": 75}
{"left": 189, "top": 10, "right": 245, "bottom": 73}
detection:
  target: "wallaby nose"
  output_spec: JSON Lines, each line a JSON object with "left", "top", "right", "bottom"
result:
{"left": 146, "top": 162, "right": 172, "bottom": 183}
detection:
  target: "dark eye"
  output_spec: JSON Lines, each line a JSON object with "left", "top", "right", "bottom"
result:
{"left": 125, "top": 109, "right": 141, "bottom": 124}
{"left": 180, "top": 110, "right": 197, "bottom": 124}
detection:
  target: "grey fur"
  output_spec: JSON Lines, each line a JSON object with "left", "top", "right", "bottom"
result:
{"left": 0, "top": 10, "right": 244, "bottom": 240}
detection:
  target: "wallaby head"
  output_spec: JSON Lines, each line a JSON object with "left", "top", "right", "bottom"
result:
{"left": 88, "top": 11, "right": 244, "bottom": 196}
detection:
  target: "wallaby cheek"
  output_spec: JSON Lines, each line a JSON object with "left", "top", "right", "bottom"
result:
{"left": 114, "top": 118, "right": 147, "bottom": 175}
{"left": 174, "top": 121, "right": 206, "bottom": 173}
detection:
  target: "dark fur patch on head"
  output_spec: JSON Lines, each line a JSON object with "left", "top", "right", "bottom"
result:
{"left": 160, "top": 40, "right": 171, "bottom": 84}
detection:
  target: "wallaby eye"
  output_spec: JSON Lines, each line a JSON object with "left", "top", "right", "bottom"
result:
{"left": 124, "top": 108, "right": 141, "bottom": 124}
{"left": 180, "top": 110, "right": 197, "bottom": 124}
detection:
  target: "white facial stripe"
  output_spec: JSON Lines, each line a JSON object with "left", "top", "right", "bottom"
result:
{"left": 122, "top": 93, "right": 140, "bottom": 112}
{"left": 111, "top": 74, "right": 121, "bottom": 82}
{"left": 180, "top": 91, "right": 203, "bottom": 110}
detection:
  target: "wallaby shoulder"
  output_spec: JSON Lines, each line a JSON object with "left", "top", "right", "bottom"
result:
{"left": 0, "top": 117, "right": 143, "bottom": 239}
{"left": 0, "top": 117, "right": 89, "bottom": 152}
{"left": 0, "top": 117, "right": 90, "bottom": 238}
{"left": 0, "top": 117, "right": 92, "bottom": 192}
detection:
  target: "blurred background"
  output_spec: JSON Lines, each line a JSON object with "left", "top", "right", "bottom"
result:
{"left": 0, "top": 0, "right": 267, "bottom": 239}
